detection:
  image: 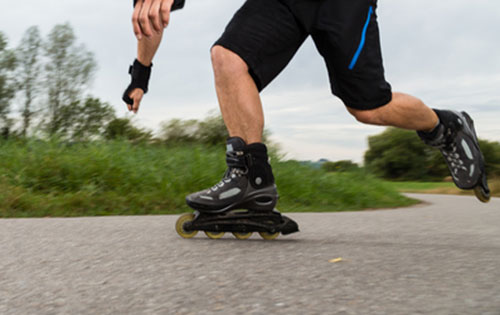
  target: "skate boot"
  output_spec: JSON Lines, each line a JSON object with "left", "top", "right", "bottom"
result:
{"left": 176, "top": 137, "right": 299, "bottom": 240}
{"left": 417, "top": 109, "right": 490, "bottom": 202}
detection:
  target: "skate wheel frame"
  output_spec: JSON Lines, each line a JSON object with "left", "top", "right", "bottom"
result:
{"left": 259, "top": 232, "right": 279, "bottom": 240}
{"left": 176, "top": 213, "right": 198, "bottom": 239}
{"left": 474, "top": 186, "right": 490, "bottom": 203}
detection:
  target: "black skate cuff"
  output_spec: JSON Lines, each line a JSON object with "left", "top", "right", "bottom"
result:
{"left": 133, "top": 0, "right": 185, "bottom": 11}
{"left": 244, "top": 143, "right": 275, "bottom": 188}
{"left": 122, "top": 59, "right": 152, "bottom": 105}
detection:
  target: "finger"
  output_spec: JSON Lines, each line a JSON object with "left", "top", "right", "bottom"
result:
{"left": 160, "top": 0, "right": 172, "bottom": 28}
{"left": 132, "top": 89, "right": 144, "bottom": 113}
{"left": 127, "top": 89, "right": 140, "bottom": 111}
{"left": 125, "top": 89, "right": 134, "bottom": 111}
{"left": 133, "top": 97, "right": 141, "bottom": 113}
{"left": 149, "top": 0, "right": 163, "bottom": 33}
{"left": 132, "top": 0, "right": 143, "bottom": 39}
{"left": 139, "top": 0, "right": 154, "bottom": 37}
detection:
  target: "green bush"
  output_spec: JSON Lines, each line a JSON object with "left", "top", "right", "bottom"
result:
{"left": 159, "top": 112, "right": 271, "bottom": 146}
{"left": 364, "top": 128, "right": 500, "bottom": 181}
{"left": 104, "top": 118, "right": 152, "bottom": 142}
{"left": 322, "top": 160, "right": 360, "bottom": 173}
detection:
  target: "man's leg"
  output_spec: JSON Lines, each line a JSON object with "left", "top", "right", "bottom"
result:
{"left": 211, "top": 45, "right": 264, "bottom": 144}
{"left": 346, "top": 92, "right": 490, "bottom": 202}
{"left": 346, "top": 92, "right": 438, "bottom": 132}
{"left": 184, "top": 45, "right": 279, "bottom": 215}
{"left": 185, "top": 0, "right": 307, "bottom": 222}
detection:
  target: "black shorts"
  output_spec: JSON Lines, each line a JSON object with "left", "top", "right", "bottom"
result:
{"left": 214, "top": 0, "right": 392, "bottom": 110}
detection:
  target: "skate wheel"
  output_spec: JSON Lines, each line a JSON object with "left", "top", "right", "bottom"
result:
{"left": 175, "top": 213, "right": 198, "bottom": 239}
{"left": 232, "top": 232, "right": 252, "bottom": 240}
{"left": 474, "top": 186, "right": 490, "bottom": 203}
{"left": 258, "top": 232, "right": 279, "bottom": 240}
{"left": 205, "top": 231, "right": 225, "bottom": 239}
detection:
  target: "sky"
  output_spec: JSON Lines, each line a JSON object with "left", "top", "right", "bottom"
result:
{"left": 1, "top": 0, "right": 500, "bottom": 162}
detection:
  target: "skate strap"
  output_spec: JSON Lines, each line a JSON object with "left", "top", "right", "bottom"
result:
{"left": 418, "top": 124, "right": 452, "bottom": 149}
{"left": 122, "top": 59, "right": 152, "bottom": 105}
{"left": 226, "top": 151, "right": 248, "bottom": 169}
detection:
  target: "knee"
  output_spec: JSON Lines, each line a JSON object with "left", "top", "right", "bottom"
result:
{"left": 210, "top": 45, "right": 248, "bottom": 76}
{"left": 347, "top": 107, "right": 384, "bottom": 125}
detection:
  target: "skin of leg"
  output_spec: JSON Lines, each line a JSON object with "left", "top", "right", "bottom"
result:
{"left": 211, "top": 45, "right": 264, "bottom": 144}
{"left": 347, "top": 92, "right": 439, "bottom": 132}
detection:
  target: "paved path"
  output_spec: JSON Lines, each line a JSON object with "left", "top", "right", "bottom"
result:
{"left": 0, "top": 194, "right": 499, "bottom": 315}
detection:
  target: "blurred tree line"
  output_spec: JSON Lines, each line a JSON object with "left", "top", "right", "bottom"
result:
{"left": 363, "top": 128, "right": 500, "bottom": 180}
{"left": 0, "top": 24, "right": 232, "bottom": 145}
{"left": 323, "top": 128, "right": 500, "bottom": 180}
{"left": 322, "top": 160, "right": 360, "bottom": 173}
{"left": 104, "top": 112, "right": 233, "bottom": 145}
{"left": 0, "top": 24, "right": 114, "bottom": 139}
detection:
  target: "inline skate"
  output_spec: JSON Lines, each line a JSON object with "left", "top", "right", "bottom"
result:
{"left": 418, "top": 109, "right": 490, "bottom": 202}
{"left": 175, "top": 137, "right": 299, "bottom": 240}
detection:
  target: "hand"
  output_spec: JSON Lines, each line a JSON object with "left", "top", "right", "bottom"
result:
{"left": 126, "top": 88, "right": 144, "bottom": 114}
{"left": 132, "top": 0, "right": 174, "bottom": 39}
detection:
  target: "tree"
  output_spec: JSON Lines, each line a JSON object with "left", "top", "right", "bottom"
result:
{"left": 104, "top": 118, "right": 152, "bottom": 142}
{"left": 16, "top": 26, "right": 42, "bottom": 136}
{"left": 322, "top": 160, "right": 360, "bottom": 173}
{"left": 364, "top": 128, "right": 436, "bottom": 180}
{"left": 159, "top": 111, "right": 272, "bottom": 146}
{"left": 54, "top": 97, "right": 115, "bottom": 141}
{"left": 160, "top": 118, "right": 199, "bottom": 143}
{"left": 0, "top": 32, "right": 17, "bottom": 131}
{"left": 195, "top": 113, "right": 229, "bottom": 145}
{"left": 478, "top": 139, "right": 500, "bottom": 177}
{"left": 43, "top": 23, "right": 96, "bottom": 135}
{"left": 160, "top": 112, "right": 229, "bottom": 145}
{"left": 364, "top": 128, "right": 500, "bottom": 180}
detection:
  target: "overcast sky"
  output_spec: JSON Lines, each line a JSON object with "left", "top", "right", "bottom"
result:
{"left": 2, "top": 0, "right": 499, "bottom": 162}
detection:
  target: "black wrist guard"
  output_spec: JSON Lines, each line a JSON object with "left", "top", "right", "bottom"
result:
{"left": 122, "top": 59, "right": 152, "bottom": 106}
{"left": 133, "top": 0, "right": 185, "bottom": 11}
{"left": 171, "top": 0, "right": 185, "bottom": 11}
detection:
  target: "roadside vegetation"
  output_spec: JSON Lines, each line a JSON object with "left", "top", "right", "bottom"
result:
{"left": 322, "top": 128, "right": 500, "bottom": 198}
{"left": 361, "top": 128, "right": 500, "bottom": 198}
{"left": 0, "top": 139, "right": 417, "bottom": 217}
{"left": 385, "top": 179, "right": 500, "bottom": 197}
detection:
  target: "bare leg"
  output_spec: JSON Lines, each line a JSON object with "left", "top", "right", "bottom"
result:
{"left": 209, "top": 46, "right": 437, "bottom": 139}
{"left": 347, "top": 92, "right": 439, "bottom": 132}
{"left": 211, "top": 45, "right": 264, "bottom": 144}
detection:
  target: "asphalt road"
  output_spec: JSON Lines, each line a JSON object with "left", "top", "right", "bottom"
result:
{"left": 0, "top": 194, "right": 499, "bottom": 315}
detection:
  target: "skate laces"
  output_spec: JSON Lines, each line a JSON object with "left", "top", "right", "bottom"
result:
{"left": 442, "top": 141, "right": 466, "bottom": 175}
{"left": 210, "top": 168, "right": 246, "bottom": 192}
{"left": 210, "top": 150, "right": 248, "bottom": 192}
{"left": 421, "top": 122, "right": 463, "bottom": 176}
{"left": 439, "top": 126, "right": 468, "bottom": 175}
{"left": 423, "top": 121, "right": 458, "bottom": 149}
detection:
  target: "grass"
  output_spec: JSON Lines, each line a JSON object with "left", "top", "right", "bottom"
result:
{"left": 0, "top": 139, "right": 417, "bottom": 218}
{"left": 386, "top": 179, "right": 500, "bottom": 197}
